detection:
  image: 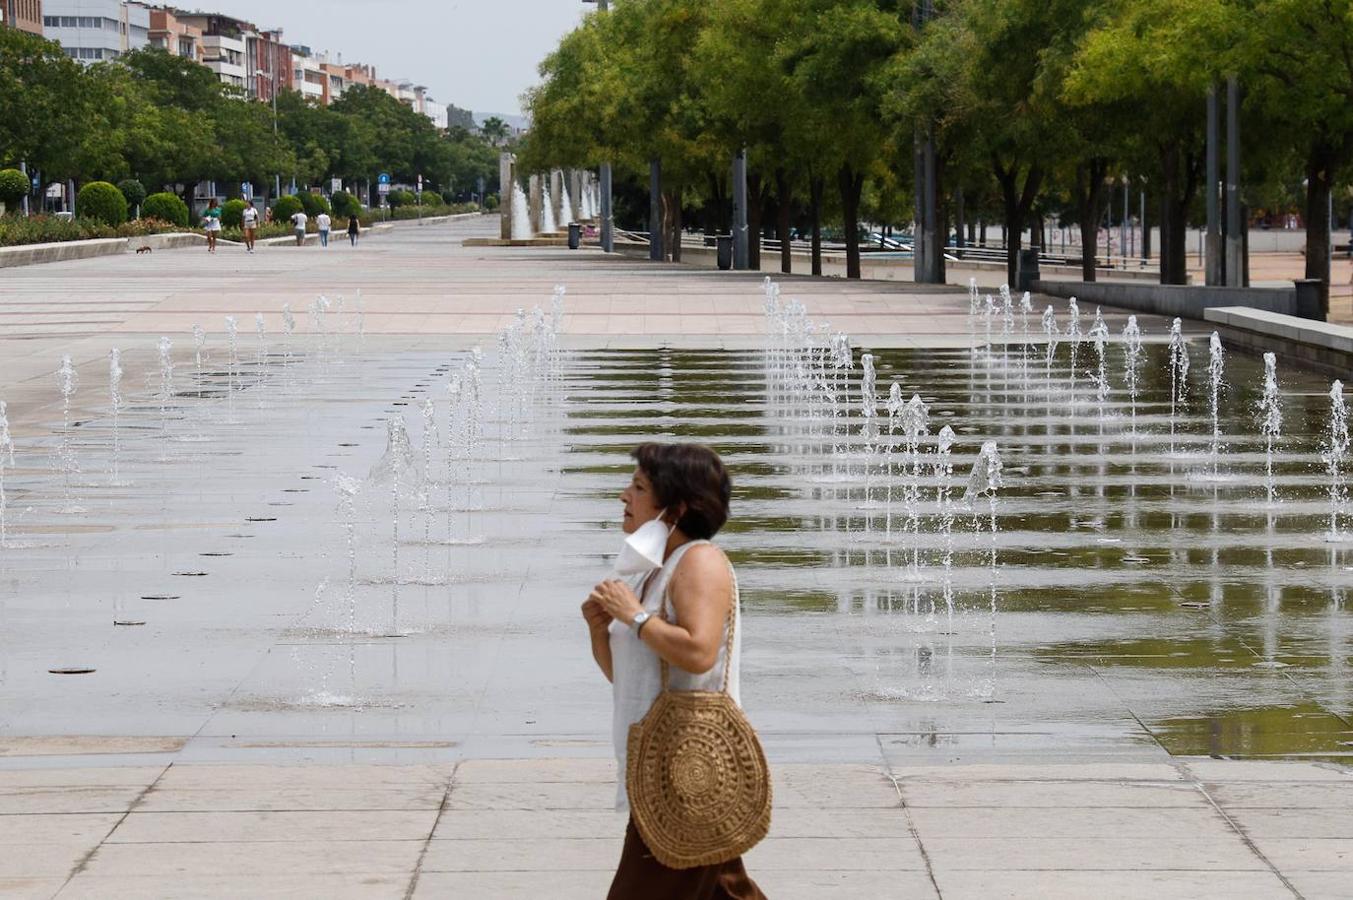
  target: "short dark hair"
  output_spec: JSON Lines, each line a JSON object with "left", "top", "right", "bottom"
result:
{"left": 631, "top": 442, "right": 731, "bottom": 540}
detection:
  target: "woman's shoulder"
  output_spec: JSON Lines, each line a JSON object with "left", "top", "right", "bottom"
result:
{"left": 670, "top": 542, "right": 732, "bottom": 590}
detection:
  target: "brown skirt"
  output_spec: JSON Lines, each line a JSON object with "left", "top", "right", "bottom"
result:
{"left": 607, "top": 818, "right": 767, "bottom": 900}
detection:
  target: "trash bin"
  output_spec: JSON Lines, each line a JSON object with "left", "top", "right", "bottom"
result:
{"left": 1017, "top": 248, "right": 1040, "bottom": 292}
{"left": 568, "top": 222, "right": 581, "bottom": 250}
{"left": 717, "top": 235, "right": 733, "bottom": 271}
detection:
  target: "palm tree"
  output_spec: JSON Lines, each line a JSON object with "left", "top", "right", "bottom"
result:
{"left": 480, "top": 116, "right": 510, "bottom": 147}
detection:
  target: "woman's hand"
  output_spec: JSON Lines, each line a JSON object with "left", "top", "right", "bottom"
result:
{"left": 581, "top": 597, "right": 613, "bottom": 632}
{"left": 589, "top": 580, "right": 645, "bottom": 626}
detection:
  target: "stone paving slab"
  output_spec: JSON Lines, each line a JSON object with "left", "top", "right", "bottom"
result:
{"left": 0, "top": 759, "right": 1344, "bottom": 897}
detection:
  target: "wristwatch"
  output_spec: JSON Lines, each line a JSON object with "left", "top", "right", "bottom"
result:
{"left": 631, "top": 611, "right": 652, "bottom": 635}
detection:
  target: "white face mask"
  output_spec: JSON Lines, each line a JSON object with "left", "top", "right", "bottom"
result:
{"left": 614, "top": 510, "right": 672, "bottom": 576}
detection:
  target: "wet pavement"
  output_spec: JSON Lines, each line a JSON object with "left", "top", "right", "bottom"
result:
{"left": 1, "top": 216, "right": 1351, "bottom": 897}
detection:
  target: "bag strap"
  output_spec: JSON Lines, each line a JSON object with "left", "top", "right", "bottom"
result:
{"left": 658, "top": 543, "right": 737, "bottom": 696}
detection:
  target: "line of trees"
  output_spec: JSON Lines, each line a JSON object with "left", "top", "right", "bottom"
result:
{"left": 0, "top": 28, "right": 503, "bottom": 209}
{"left": 522, "top": 0, "right": 1353, "bottom": 309}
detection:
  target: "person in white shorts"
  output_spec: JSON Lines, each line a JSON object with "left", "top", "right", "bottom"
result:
{"left": 202, "top": 199, "right": 222, "bottom": 253}
{"left": 241, "top": 199, "right": 259, "bottom": 253}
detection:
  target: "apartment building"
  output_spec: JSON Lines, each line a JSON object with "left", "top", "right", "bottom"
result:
{"left": 2, "top": 0, "right": 45, "bottom": 35}
{"left": 43, "top": 0, "right": 148, "bottom": 62}
{"left": 147, "top": 6, "right": 200, "bottom": 60}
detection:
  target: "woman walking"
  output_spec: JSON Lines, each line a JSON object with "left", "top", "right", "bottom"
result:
{"left": 583, "top": 443, "right": 767, "bottom": 900}
{"left": 202, "top": 199, "right": 222, "bottom": 253}
{"left": 347, "top": 214, "right": 360, "bottom": 247}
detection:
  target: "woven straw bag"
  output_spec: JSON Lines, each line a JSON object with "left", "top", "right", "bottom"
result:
{"left": 626, "top": 569, "right": 771, "bottom": 869}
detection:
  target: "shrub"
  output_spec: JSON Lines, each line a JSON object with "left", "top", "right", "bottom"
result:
{"left": 0, "top": 214, "right": 189, "bottom": 247}
{"left": 142, "top": 192, "right": 189, "bottom": 227}
{"left": 418, "top": 190, "right": 442, "bottom": 207}
{"left": 331, "top": 190, "right": 361, "bottom": 218}
{"left": 117, "top": 179, "right": 146, "bottom": 213}
{"left": 272, "top": 195, "right": 304, "bottom": 222}
{"left": 76, "top": 181, "right": 129, "bottom": 226}
{"left": 298, "top": 191, "right": 331, "bottom": 218}
{"left": 0, "top": 168, "right": 28, "bottom": 208}
{"left": 221, "top": 198, "right": 246, "bottom": 229}
{"left": 387, "top": 189, "right": 417, "bottom": 208}
{"left": 483, "top": 193, "right": 500, "bottom": 212}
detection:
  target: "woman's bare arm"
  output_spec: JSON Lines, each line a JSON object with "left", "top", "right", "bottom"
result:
{"left": 636, "top": 544, "right": 732, "bottom": 675}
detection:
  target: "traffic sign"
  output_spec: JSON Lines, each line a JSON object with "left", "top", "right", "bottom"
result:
{"left": 377, "top": 173, "right": 391, "bottom": 186}
{"left": 377, "top": 182, "right": 390, "bottom": 195}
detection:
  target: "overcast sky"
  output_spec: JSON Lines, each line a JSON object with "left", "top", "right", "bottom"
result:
{"left": 210, "top": 0, "right": 589, "bottom": 118}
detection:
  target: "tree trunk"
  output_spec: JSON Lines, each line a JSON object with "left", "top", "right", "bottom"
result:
{"left": 1074, "top": 159, "right": 1109, "bottom": 282}
{"left": 838, "top": 164, "right": 864, "bottom": 280}
{"left": 775, "top": 168, "right": 793, "bottom": 275}
{"left": 1158, "top": 143, "right": 1194, "bottom": 285}
{"left": 810, "top": 173, "right": 824, "bottom": 276}
{"left": 1305, "top": 150, "right": 1334, "bottom": 318}
{"left": 993, "top": 157, "right": 1044, "bottom": 286}
{"left": 666, "top": 190, "right": 683, "bottom": 262}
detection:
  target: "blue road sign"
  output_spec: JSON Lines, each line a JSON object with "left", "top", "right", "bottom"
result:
{"left": 378, "top": 173, "right": 392, "bottom": 185}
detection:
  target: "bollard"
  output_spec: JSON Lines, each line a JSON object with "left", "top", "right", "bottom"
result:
{"left": 717, "top": 235, "right": 733, "bottom": 270}
{"left": 1294, "top": 278, "right": 1325, "bottom": 322}
{"left": 568, "top": 222, "right": 581, "bottom": 250}
{"left": 1017, "top": 248, "right": 1040, "bottom": 292}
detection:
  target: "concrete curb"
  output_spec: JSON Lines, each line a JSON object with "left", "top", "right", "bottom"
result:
{"left": 0, "top": 237, "right": 129, "bottom": 268}
{"left": 1034, "top": 279, "right": 1300, "bottom": 319}
{"left": 0, "top": 212, "right": 483, "bottom": 268}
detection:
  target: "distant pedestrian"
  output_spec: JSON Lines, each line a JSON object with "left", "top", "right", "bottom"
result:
{"left": 316, "top": 211, "right": 331, "bottom": 248}
{"left": 202, "top": 199, "right": 223, "bottom": 253}
{"left": 241, "top": 199, "right": 259, "bottom": 254}
{"left": 347, "top": 214, "right": 360, "bottom": 247}
{"left": 290, "top": 209, "right": 308, "bottom": 246}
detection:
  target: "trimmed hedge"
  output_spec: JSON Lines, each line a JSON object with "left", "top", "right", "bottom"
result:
{"left": 76, "top": 181, "right": 129, "bottom": 226}
{"left": 117, "top": 179, "right": 147, "bottom": 212}
{"left": 387, "top": 189, "right": 417, "bottom": 208}
{"left": 0, "top": 168, "right": 28, "bottom": 206}
{"left": 298, "top": 192, "right": 331, "bottom": 218}
{"left": 419, "top": 190, "right": 443, "bottom": 207}
{"left": 272, "top": 195, "right": 304, "bottom": 222}
{"left": 221, "top": 198, "right": 246, "bottom": 229}
{"left": 331, "top": 190, "right": 361, "bottom": 218}
{"left": 0, "top": 214, "right": 183, "bottom": 247}
{"left": 142, "top": 192, "right": 189, "bottom": 227}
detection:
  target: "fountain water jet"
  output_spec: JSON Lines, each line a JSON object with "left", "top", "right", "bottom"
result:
{"left": 55, "top": 355, "right": 82, "bottom": 513}
{"left": 0, "top": 400, "right": 12, "bottom": 547}
{"left": 1208, "top": 332, "right": 1226, "bottom": 477}
{"left": 368, "top": 416, "right": 422, "bottom": 635}
{"left": 1168, "top": 318, "right": 1190, "bottom": 454}
{"left": 157, "top": 337, "right": 174, "bottom": 459}
{"left": 1323, "top": 380, "right": 1350, "bottom": 541}
{"left": 1256, "top": 352, "right": 1283, "bottom": 506}
{"left": 1122, "top": 316, "right": 1143, "bottom": 431}
{"left": 109, "top": 349, "right": 123, "bottom": 486}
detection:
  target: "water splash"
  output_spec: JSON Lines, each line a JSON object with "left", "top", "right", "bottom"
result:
{"left": 510, "top": 182, "right": 531, "bottom": 240}
{"left": 1256, "top": 352, "right": 1283, "bottom": 506}
{"left": 1066, "top": 298, "right": 1082, "bottom": 411}
{"left": 965, "top": 440, "right": 1003, "bottom": 700}
{"left": 1088, "top": 308, "right": 1109, "bottom": 426}
{"left": 900, "top": 394, "right": 930, "bottom": 581}
{"left": 192, "top": 324, "right": 206, "bottom": 397}
{"left": 1041, "top": 305, "right": 1059, "bottom": 385}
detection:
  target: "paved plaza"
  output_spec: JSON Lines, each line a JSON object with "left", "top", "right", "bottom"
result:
{"left": 1, "top": 216, "right": 1351, "bottom": 899}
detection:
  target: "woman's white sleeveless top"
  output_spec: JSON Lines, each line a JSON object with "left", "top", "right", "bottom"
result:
{"left": 608, "top": 539, "right": 742, "bottom": 811}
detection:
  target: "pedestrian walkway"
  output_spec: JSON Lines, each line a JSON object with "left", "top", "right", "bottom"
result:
{"left": 3, "top": 758, "right": 1348, "bottom": 899}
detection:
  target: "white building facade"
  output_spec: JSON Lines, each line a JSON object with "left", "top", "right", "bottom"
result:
{"left": 43, "top": 0, "right": 149, "bottom": 63}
